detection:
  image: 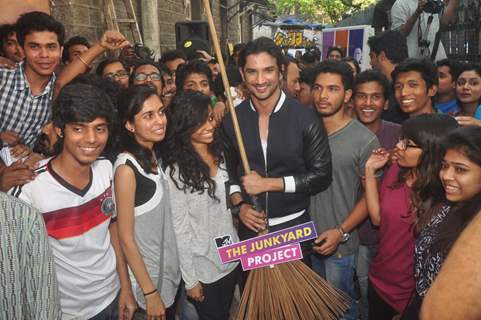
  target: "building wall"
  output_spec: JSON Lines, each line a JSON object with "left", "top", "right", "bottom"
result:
{"left": 51, "top": 0, "right": 245, "bottom": 55}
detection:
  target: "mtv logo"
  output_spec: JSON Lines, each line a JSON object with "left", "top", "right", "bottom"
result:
{"left": 214, "top": 235, "right": 233, "bottom": 248}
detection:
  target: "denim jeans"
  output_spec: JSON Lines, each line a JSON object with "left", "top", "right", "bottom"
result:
{"left": 89, "top": 292, "right": 119, "bottom": 320}
{"left": 357, "top": 244, "right": 379, "bottom": 320}
{"left": 177, "top": 283, "right": 199, "bottom": 320}
{"left": 311, "top": 253, "right": 359, "bottom": 320}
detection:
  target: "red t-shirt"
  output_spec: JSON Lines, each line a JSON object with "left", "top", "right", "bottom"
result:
{"left": 369, "top": 163, "right": 416, "bottom": 312}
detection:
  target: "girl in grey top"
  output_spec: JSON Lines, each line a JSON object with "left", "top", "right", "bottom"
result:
{"left": 113, "top": 86, "right": 180, "bottom": 320}
{"left": 161, "top": 91, "right": 239, "bottom": 320}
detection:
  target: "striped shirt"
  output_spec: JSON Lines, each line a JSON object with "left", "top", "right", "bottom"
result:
{"left": 0, "top": 192, "right": 61, "bottom": 319}
{"left": 0, "top": 62, "right": 56, "bottom": 147}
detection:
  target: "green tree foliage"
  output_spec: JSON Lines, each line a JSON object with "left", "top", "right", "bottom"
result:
{"left": 269, "top": 0, "right": 377, "bottom": 23}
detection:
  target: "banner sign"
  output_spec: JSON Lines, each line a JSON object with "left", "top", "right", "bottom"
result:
{"left": 320, "top": 25, "right": 375, "bottom": 71}
{"left": 215, "top": 221, "right": 317, "bottom": 271}
{"left": 240, "top": 243, "right": 303, "bottom": 270}
{"left": 274, "top": 31, "right": 316, "bottom": 48}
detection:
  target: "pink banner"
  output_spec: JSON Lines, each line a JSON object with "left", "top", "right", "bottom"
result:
{"left": 240, "top": 243, "right": 303, "bottom": 271}
{"left": 217, "top": 222, "right": 316, "bottom": 264}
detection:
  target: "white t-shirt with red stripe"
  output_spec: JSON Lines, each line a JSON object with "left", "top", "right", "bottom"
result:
{"left": 12, "top": 158, "right": 119, "bottom": 319}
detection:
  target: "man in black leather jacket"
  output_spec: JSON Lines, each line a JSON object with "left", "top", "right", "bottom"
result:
{"left": 223, "top": 37, "right": 332, "bottom": 241}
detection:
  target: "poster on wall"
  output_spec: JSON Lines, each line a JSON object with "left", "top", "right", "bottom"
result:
{"left": 274, "top": 29, "right": 321, "bottom": 49}
{"left": 320, "top": 25, "right": 375, "bottom": 71}
{"left": 0, "top": 0, "right": 50, "bottom": 24}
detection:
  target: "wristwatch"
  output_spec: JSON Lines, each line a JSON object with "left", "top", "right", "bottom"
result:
{"left": 337, "top": 226, "right": 350, "bottom": 243}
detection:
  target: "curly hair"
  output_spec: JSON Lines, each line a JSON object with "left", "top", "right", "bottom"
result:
{"left": 160, "top": 90, "right": 224, "bottom": 200}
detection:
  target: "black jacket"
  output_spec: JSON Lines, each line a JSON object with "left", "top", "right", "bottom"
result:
{"left": 222, "top": 92, "right": 332, "bottom": 220}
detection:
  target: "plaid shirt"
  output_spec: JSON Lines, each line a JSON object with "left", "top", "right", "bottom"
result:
{"left": 0, "top": 62, "right": 56, "bottom": 147}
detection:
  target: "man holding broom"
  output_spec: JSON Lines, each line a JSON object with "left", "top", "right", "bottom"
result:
{"left": 223, "top": 37, "right": 332, "bottom": 256}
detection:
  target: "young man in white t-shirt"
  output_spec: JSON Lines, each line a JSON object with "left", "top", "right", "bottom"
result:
{"left": 11, "top": 82, "right": 136, "bottom": 319}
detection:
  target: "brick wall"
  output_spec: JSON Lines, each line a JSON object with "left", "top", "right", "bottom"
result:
{"left": 52, "top": 0, "right": 244, "bottom": 55}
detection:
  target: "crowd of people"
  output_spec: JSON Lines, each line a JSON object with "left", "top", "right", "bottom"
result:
{"left": 1, "top": 8, "right": 481, "bottom": 320}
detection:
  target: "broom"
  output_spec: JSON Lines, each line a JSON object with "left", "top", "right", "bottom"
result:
{"left": 200, "top": 1, "right": 350, "bottom": 318}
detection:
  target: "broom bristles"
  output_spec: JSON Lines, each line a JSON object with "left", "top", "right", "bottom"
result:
{"left": 236, "top": 260, "right": 350, "bottom": 320}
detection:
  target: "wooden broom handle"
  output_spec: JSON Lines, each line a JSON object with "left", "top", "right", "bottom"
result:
{"left": 201, "top": 0, "right": 251, "bottom": 174}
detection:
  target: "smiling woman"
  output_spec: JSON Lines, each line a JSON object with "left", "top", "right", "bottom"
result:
{"left": 401, "top": 126, "right": 481, "bottom": 319}
{"left": 160, "top": 91, "right": 239, "bottom": 320}
{"left": 364, "top": 114, "right": 458, "bottom": 319}
{"left": 113, "top": 85, "right": 180, "bottom": 320}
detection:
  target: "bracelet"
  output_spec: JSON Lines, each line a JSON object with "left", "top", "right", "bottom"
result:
{"left": 78, "top": 56, "right": 90, "bottom": 68}
{"left": 143, "top": 288, "right": 157, "bottom": 297}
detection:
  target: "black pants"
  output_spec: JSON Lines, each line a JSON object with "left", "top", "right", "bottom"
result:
{"left": 192, "top": 267, "right": 239, "bottom": 320}
{"left": 368, "top": 280, "right": 398, "bottom": 320}
{"left": 89, "top": 291, "right": 120, "bottom": 320}
{"left": 401, "top": 292, "right": 422, "bottom": 320}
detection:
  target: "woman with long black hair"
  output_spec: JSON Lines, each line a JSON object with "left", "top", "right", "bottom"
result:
{"left": 455, "top": 63, "right": 481, "bottom": 126}
{"left": 113, "top": 85, "right": 180, "bottom": 320}
{"left": 402, "top": 126, "right": 481, "bottom": 319}
{"left": 364, "top": 114, "right": 458, "bottom": 320}
{"left": 161, "top": 90, "right": 239, "bottom": 320}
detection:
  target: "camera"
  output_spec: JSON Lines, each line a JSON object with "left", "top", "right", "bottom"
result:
{"left": 423, "top": 0, "right": 444, "bottom": 14}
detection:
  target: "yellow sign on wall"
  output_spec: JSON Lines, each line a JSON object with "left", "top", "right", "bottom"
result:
{"left": 274, "top": 31, "right": 315, "bottom": 48}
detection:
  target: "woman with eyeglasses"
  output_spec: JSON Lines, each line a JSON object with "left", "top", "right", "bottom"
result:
{"left": 96, "top": 58, "right": 130, "bottom": 88}
{"left": 454, "top": 63, "right": 481, "bottom": 127}
{"left": 131, "top": 61, "right": 164, "bottom": 98}
{"left": 363, "top": 114, "right": 459, "bottom": 320}
{"left": 400, "top": 126, "right": 481, "bottom": 319}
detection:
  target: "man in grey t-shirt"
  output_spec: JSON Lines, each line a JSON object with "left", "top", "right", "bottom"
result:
{"left": 310, "top": 61, "right": 380, "bottom": 320}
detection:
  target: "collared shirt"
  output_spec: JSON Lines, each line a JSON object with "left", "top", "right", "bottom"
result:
{"left": 0, "top": 192, "right": 61, "bottom": 319}
{"left": 0, "top": 62, "right": 56, "bottom": 147}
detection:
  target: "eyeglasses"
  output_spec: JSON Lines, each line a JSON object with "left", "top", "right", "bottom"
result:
{"left": 105, "top": 71, "right": 129, "bottom": 79}
{"left": 354, "top": 93, "right": 384, "bottom": 102}
{"left": 134, "top": 72, "right": 161, "bottom": 81}
{"left": 398, "top": 139, "right": 422, "bottom": 151}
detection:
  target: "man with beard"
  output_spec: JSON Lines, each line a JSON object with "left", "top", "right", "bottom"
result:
{"left": 283, "top": 56, "right": 301, "bottom": 99}
{"left": 223, "top": 37, "right": 332, "bottom": 254}
{"left": 310, "top": 61, "right": 380, "bottom": 320}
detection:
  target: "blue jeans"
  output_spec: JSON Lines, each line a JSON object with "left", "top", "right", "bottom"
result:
{"left": 89, "top": 292, "right": 119, "bottom": 320}
{"left": 312, "top": 253, "right": 359, "bottom": 320}
{"left": 357, "top": 244, "right": 379, "bottom": 320}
